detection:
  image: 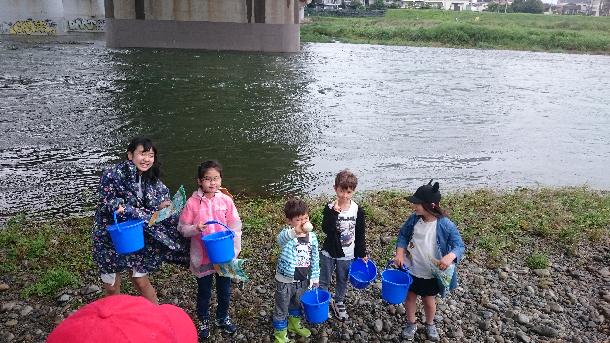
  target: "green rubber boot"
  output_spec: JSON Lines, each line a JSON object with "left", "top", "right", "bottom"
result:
{"left": 288, "top": 316, "right": 311, "bottom": 338}
{"left": 273, "top": 328, "right": 289, "bottom": 343}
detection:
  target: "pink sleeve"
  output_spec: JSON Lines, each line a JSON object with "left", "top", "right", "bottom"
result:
{"left": 225, "top": 197, "right": 242, "bottom": 256}
{"left": 178, "top": 199, "right": 200, "bottom": 238}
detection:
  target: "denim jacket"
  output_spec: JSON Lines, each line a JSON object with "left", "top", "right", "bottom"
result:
{"left": 396, "top": 213, "right": 465, "bottom": 295}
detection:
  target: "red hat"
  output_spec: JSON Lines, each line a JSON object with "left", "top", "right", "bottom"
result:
{"left": 47, "top": 295, "right": 197, "bottom": 343}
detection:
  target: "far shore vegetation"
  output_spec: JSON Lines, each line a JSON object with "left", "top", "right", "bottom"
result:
{"left": 1, "top": 187, "right": 609, "bottom": 301}
{"left": 300, "top": 9, "right": 610, "bottom": 54}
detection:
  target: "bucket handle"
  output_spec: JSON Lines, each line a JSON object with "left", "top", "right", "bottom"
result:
{"left": 203, "top": 220, "right": 233, "bottom": 233}
{"left": 113, "top": 211, "right": 121, "bottom": 232}
{"left": 386, "top": 259, "right": 410, "bottom": 273}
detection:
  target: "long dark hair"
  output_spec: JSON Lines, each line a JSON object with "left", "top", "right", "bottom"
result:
{"left": 126, "top": 137, "right": 160, "bottom": 183}
{"left": 421, "top": 202, "right": 447, "bottom": 218}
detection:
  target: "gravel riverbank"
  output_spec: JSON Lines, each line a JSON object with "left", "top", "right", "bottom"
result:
{"left": 1, "top": 233, "right": 609, "bottom": 342}
{"left": 1, "top": 189, "right": 609, "bottom": 342}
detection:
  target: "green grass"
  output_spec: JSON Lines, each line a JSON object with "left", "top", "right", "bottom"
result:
{"left": 2, "top": 187, "right": 609, "bottom": 299}
{"left": 301, "top": 9, "right": 610, "bottom": 53}
{"left": 526, "top": 251, "right": 550, "bottom": 269}
{"left": 0, "top": 217, "right": 94, "bottom": 297}
{"left": 22, "top": 268, "right": 80, "bottom": 297}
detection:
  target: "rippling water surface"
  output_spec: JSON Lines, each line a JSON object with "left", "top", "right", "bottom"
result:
{"left": 1, "top": 36, "right": 609, "bottom": 220}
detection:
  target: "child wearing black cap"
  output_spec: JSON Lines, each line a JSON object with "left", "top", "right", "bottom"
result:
{"left": 393, "top": 180, "right": 465, "bottom": 342}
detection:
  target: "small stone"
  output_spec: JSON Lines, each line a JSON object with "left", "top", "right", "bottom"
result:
{"left": 550, "top": 303, "right": 564, "bottom": 313}
{"left": 5, "top": 319, "right": 18, "bottom": 326}
{"left": 1, "top": 301, "right": 17, "bottom": 312}
{"left": 531, "top": 324, "right": 559, "bottom": 337}
{"left": 0, "top": 283, "right": 9, "bottom": 291}
{"left": 397, "top": 304, "right": 406, "bottom": 315}
{"left": 20, "top": 305, "right": 33, "bottom": 316}
{"left": 499, "top": 271, "right": 508, "bottom": 281}
{"left": 5, "top": 333, "right": 15, "bottom": 342}
{"left": 58, "top": 294, "right": 71, "bottom": 303}
{"left": 373, "top": 319, "right": 383, "bottom": 333}
{"left": 446, "top": 325, "right": 464, "bottom": 338}
{"left": 516, "top": 331, "right": 531, "bottom": 342}
{"left": 533, "top": 269, "right": 551, "bottom": 277}
{"left": 516, "top": 313, "right": 530, "bottom": 325}
{"left": 481, "top": 311, "right": 493, "bottom": 320}
{"left": 259, "top": 310, "right": 267, "bottom": 317}
{"left": 538, "top": 280, "right": 552, "bottom": 289}
{"left": 83, "top": 284, "right": 101, "bottom": 295}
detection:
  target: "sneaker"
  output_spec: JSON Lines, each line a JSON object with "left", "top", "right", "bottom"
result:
{"left": 198, "top": 318, "right": 210, "bottom": 339}
{"left": 215, "top": 316, "right": 237, "bottom": 335}
{"left": 425, "top": 323, "right": 440, "bottom": 342}
{"left": 332, "top": 301, "right": 349, "bottom": 321}
{"left": 401, "top": 321, "right": 417, "bottom": 340}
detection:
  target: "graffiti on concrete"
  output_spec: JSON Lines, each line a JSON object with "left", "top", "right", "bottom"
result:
{"left": 0, "top": 19, "right": 57, "bottom": 35}
{"left": 67, "top": 18, "right": 106, "bottom": 32}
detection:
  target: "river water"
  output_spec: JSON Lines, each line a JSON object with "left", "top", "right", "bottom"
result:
{"left": 1, "top": 36, "right": 609, "bottom": 220}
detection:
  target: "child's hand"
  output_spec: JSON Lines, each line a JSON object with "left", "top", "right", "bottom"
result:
{"left": 394, "top": 253, "right": 405, "bottom": 268}
{"left": 158, "top": 200, "right": 171, "bottom": 210}
{"left": 197, "top": 222, "right": 207, "bottom": 232}
{"left": 438, "top": 253, "right": 456, "bottom": 270}
{"left": 293, "top": 225, "right": 305, "bottom": 236}
{"left": 361, "top": 256, "right": 369, "bottom": 263}
{"left": 309, "top": 280, "right": 319, "bottom": 288}
{"left": 116, "top": 205, "right": 125, "bottom": 214}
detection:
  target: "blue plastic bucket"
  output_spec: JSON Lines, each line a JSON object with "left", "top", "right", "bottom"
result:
{"left": 300, "top": 288, "right": 331, "bottom": 324}
{"left": 201, "top": 220, "right": 235, "bottom": 264}
{"left": 107, "top": 211, "right": 145, "bottom": 254}
{"left": 349, "top": 259, "right": 377, "bottom": 289}
{"left": 381, "top": 268, "right": 413, "bottom": 304}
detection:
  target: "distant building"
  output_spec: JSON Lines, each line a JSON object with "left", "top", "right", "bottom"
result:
{"left": 557, "top": 0, "right": 604, "bottom": 15}
{"left": 399, "top": 0, "right": 474, "bottom": 10}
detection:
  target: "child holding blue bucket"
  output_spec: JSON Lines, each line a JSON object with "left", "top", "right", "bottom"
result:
{"left": 273, "top": 198, "right": 320, "bottom": 343}
{"left": 178, "top": 160, "right": 242, "bottom": 340}
{"left": 92, "top": 137, "right": 187, "bottom": 304}
{"left": 320, "top": 169, "right": 368, "bottom": 320}
{"left": 394, "top": 180, "right": 465, "bottom": 342}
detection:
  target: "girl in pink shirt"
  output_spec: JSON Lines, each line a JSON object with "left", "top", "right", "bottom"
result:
{"left": 178, "top": 160, "right": 242, "bottom": 340}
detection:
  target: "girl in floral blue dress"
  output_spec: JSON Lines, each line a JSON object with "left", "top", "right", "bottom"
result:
{"left": 92, "top": 137, "right": 187, "bottom": 303}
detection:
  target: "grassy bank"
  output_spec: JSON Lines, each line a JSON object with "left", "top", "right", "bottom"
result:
{"left": 1, "top": 187, "right": 609, "bottom": 301}
{"left": 301, "top": 9, "right": 610, "bottom": 54}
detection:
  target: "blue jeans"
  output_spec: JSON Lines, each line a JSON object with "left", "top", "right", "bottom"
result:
{"left": 196, "top": 273, "right": 232, "bottom": 320}
{"left": 319, "top": 253, "right": 352, "bottom": 303}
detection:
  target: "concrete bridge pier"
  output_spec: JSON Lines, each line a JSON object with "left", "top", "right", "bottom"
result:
{"left": 105, "top": 0, "right": 301, "bottom": 52}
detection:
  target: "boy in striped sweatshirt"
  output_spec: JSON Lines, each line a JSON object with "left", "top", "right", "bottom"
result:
{"left": 272, "top": 198, "right": 320, "bottom": 343}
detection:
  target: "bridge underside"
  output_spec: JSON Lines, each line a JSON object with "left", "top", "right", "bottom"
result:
{"left": 106, "top": 19, "right": 299, "bottom": 52}
{"left": 105, "top": 0, "right": 301, "bottom": 52}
